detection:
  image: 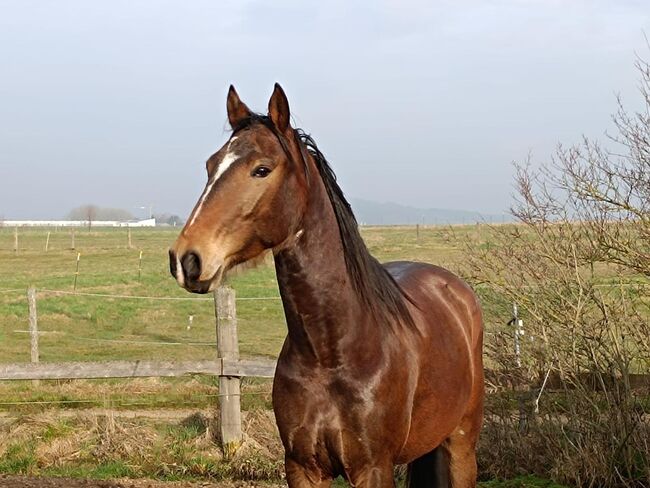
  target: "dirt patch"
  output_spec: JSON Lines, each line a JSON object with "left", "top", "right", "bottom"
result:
{"left": 0, "top": 475, "right": 283, "bottom": 487}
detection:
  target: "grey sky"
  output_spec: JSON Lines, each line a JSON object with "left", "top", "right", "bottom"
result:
{"left": 1, "top": 0, "right": 649, "bottom": 219}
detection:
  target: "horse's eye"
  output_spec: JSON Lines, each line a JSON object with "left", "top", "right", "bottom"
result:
{"left": 251, "top": 166, "right": 272, "bottom": 178}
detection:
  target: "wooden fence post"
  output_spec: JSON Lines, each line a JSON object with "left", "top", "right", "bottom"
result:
{"left": 45, "top": 231, "right": 51, "bottom": 252}
{"left": 214, "top": 286, "right": 242, "bottom": 455}
{"left": 73, "top": 253, "right": 81, "bottom": 291}
{"left": 71, "top": 229, "right": 75, "bottom": 250}
{"left": 14, "top": 227, "right": 18, "bottom": 253}
{"left": 127, "top": 228, "right": 133, "bottom": 249}
{"left": 27, "top": 287, "right": 39, "bottom": 386}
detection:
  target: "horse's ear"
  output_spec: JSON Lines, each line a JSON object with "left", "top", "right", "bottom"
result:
{"left": 268, "top": 83, "right": 291, "bottom": 133}
{"left": 227, "top": 85, "right": 252, "bottom": 129}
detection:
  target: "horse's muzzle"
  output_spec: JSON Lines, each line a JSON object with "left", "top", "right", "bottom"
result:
{"left": 169, "top": 249, "right": 214, "bottom": 294}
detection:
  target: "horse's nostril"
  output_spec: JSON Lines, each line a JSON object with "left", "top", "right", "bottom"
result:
{"left": 181, "top": 251, "right": 202, "bottom": 283}
{"left": 169, "top": 249, "right": 177, "bottom": 279}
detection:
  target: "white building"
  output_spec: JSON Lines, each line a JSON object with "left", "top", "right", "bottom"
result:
{"left": 3, "top": 218, "right": 156, "bottom": 228}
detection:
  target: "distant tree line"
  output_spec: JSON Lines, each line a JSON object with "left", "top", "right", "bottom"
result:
{"left": 153, "top": 213, "right": 184, "bottom": 226}
{"left": 67, "top": 205, "right": 134, "bottom": 223}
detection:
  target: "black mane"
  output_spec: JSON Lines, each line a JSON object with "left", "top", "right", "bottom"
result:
{"left": 233, "top": 114, "right": 414, "bottom": 326}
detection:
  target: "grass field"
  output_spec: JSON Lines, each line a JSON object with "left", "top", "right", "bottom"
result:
{"left": 0, "top": 224, "right": 518, "bottom": 485}
{"left": 0, "top": 225, "right": 478, "bottom": 364}
{"left": 0, "top": 225, "right": 632, "bottom": 487}
{"left": 0, "top": 224, "right": 496, "bottom": 415}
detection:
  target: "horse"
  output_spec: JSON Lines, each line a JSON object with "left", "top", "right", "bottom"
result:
{"left": 169, "top": 84, "right": 484, "bottom": 488}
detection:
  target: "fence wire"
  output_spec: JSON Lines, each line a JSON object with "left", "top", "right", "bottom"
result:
{"left": 38, "top": 289, "right": 282, "bottom": 301}
{"left": 0, "top": 390, "right": 272, "bottom": 408}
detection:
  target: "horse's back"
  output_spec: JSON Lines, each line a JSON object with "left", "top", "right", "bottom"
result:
{"left": 384, "top": 260, "right": 482, "bottom": 348}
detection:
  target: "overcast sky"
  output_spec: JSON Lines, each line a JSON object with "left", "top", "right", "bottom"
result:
{"left": 1, "top": 0, "right": 649, "bottom": 219}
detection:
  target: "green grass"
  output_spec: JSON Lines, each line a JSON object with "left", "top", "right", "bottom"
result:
{"left": 1, "top": 224, "right": 647, "bottom": 406}
{"left": 2, "top": 223, "right": 644, "bottom": 365}
{"left": 0, "top": 225, "right": 479, "bottom": 364}
{"left": 0, "top": 223, "right": 577, "bottom": 412}
{"left": 0, "top": 225, "right": 618, "bottom": 486}
{"left": 0, "top": 443, "right": 37, "bottom": 473}
{"left": 0, "top": 225, "right": 490, "bottom": 423}
{"left": 0, "top": 227, "right": 288, "bottom": 362}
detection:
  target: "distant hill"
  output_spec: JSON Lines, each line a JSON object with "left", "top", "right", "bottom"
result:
{"left": 350, "top": 198, "right": 507, "bottom": 225}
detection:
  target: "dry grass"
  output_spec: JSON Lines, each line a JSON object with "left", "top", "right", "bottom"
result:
{"left": 241, "top": 410, "right": 283, "bottom": 460}
{"left": 0, "top": 407, "right": 286, "bottom": 482}
{"left": 91, "top": 412, "right": 159, "bottom": 464}
{"left": 0, "top": 406, "right": 582, "bottom": 486}
{"left": 35, "top": 431, "right": 87, "bottom": 467}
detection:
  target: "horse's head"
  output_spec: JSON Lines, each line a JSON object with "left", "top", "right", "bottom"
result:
{"left": 169, "top": 84, "right": 309, "bottom": 293}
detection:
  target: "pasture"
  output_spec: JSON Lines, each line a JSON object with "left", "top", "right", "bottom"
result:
{"left": 0, "top": 224, "right": 514, "bottom": 487}
{"left": 0, "top": 225, "right": 478, "bottom": 364}
{"left": 0, "top": 225, "right": 644, "bottom": 487}
{"left": 0, "top": 224, "right": 493, "bottom": 411}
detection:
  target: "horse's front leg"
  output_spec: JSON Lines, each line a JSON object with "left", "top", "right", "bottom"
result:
{"left": 285, "top": 457, "right": 332, "bottom": 488}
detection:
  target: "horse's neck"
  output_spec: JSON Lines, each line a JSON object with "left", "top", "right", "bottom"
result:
{"left": 273, "top": 166, "right": 368, "bottom": 366}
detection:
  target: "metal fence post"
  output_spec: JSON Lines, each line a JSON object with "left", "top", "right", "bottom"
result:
{"left": 510, "top": 302, "right": 528, "bottom": 432}
{"left": 513, "top": 302, "right": 522, "bottom": 368}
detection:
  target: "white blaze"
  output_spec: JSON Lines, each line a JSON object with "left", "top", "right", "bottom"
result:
{"left": 186, "top": 137, "right": 239, "bottom": 228}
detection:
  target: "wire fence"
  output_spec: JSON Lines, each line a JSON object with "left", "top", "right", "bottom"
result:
{"left": 1, "top": 280, "right": 646, "bottom": 359}
{"left": 2, "top": 282, "right": 646, "bottom": 298}
{"left": 39, "top": 289, "right": 282, "bottom": 301}
{"left": 10, "top": 329, "right": 216, "bottom": 346}
{"left": 0, "top": 286, "right": 286, "bottom": 366}
{"left": 0, "top": 390, "right": 273, "bottom": 409}
{"left": 0, "top": 287, "right": 281, "bottom": 300}
{"left": 1, "top": 282, "right": 647, "bottom": 415}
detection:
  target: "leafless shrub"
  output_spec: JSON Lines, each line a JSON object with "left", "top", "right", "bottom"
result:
{"left": 462, "top": 56, "right": 650, "bottom": 487}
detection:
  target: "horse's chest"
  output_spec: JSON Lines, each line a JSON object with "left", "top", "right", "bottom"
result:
{"left": 272, "top": 367, "right": 410, "bottom": 474}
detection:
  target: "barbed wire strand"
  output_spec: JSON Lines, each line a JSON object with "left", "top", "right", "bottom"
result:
{"left": 3, "top": 283, "right": 644, "bottom": 303}
{"left": 0, "top": 288, "right": 28, "bottom": 294}
{"left": 73, "top": 336, "right": 215, "bottom": 346}
{"left": 37, "top": 289, "right": 281, "bottom": 301}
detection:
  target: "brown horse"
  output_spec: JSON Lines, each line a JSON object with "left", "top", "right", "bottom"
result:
{"left": 169, "top": 84, "right": 484, "bottom": 488}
